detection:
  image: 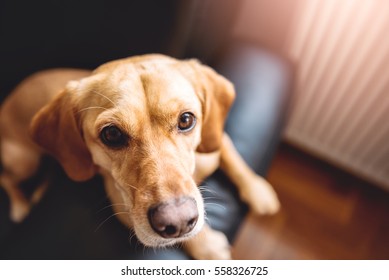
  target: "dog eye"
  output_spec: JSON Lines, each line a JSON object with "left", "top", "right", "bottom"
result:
{"left": 178, "top": 112, "right": 196, "bottom": 132}
{"left": 100, "top": 125, "right": 128, "bottom": 148}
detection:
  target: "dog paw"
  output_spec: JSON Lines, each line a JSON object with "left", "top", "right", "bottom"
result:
{"left": 240, "top": 175, "right": 280, "bottom": 216}
{"left": 10, "top": 201, "right": 31, "bottom": 223}
{"left": 186, "top": 229, "right": 231, "bottom": 260}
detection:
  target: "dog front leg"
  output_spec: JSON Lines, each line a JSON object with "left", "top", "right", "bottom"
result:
{"left": 193, "top": 150, "right": 221, "bottom": 184}
{"left": 0, "top": 172, "right": 31, "bottom": 222}
{"left": 0, "top": 139, "right": 45, "bottom": 222}
{"left": 220, "top": 133, "right": 280, "bottom": 215}
{"left": 184, "top": 224, "right": 231, "bottom": 260}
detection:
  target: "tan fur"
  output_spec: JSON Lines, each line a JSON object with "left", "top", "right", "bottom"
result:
{"left": 0, "top": 54, "right": 280, "bottom": 259}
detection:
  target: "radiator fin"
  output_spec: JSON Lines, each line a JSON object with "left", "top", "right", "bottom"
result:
{"left": 284, "top": 0, "right": 389, "bottom": 190}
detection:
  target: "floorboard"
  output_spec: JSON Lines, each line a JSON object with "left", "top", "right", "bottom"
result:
{"left": 232, "top": 143, "right": 389, "bottom": 259}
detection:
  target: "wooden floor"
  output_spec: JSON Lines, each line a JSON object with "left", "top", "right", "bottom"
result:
{"left": 232, "top": 143, "right": 389, "bottom": 260}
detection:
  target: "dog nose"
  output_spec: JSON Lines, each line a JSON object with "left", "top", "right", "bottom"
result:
{"left": 148, "top": 197, "right": 199, "bottom": 238}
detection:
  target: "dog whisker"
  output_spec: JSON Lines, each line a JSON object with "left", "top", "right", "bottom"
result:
{"left": 128, "top": 229, "right": 137, "bottom": 244}
{"left": 77, "top": 106, "right": 109, "bottom": 113}
{"left": 204, "top": 202, "right": 226, "bottom": 211}
{"left": 142, "top": 244, "right": 147, "bottom": 256}
{"left": 92, "top": 90, "right": 116, "bottom": 106}
{"left": 198, "top": 186, "right": 218, "bottom": 196}
{"left": 96, "top": 203, "right": 128, "bottom": 213}
{"left": 129, "top": 230, "right": 143, "bottom": 251}
{"left": 170, "top": 242, "right": 180, "bottom": 251}
{"left": 121, "top": 182, "right": 139, "bottom": 191}
{"left": 203, "top": 208, "right": 209, "bottom": 222}
{"left": 202, "top": 197, "right": 222, "bottom": 201}
{"left": 95, "top": 211, "right": 129, "bottom": 232}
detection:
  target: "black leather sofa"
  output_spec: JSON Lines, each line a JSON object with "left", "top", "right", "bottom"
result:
{"left": 0, "top": 0, "right": 292, "bottom": 259}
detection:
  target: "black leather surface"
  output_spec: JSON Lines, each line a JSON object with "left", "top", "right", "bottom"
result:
{"left": 0, "top": 1, "right": 292, "bottom": 259}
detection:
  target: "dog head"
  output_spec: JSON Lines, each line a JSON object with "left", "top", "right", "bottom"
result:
{"left": 30, "top": 54, "right": 235, "bottom": 247}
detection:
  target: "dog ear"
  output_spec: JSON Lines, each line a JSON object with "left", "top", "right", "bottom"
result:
{"left": 184, "top": 60, "right": 235, "bottom": 153}
{"left": 30, "top": 84, "right": 96, "bottom": 181}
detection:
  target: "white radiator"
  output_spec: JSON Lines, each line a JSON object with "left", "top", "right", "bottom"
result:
{"left": 283, "top": 0, "right": 389, "bottom": 190}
